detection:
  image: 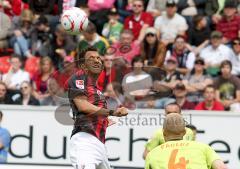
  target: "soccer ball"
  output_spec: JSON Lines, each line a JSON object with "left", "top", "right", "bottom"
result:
{"left": 60, "top": 7, "right": 89, "bottom": 35}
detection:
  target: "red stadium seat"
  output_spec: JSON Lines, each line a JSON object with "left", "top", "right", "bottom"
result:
{"left": 24, "top": 56, "right": 40, "bottom": 79}
{"left": 0, "top": 56, "right": 11, "bottom": 74}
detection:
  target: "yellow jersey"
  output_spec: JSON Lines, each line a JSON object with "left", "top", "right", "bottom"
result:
{"left": 145, "top": 128, "right": 194, "bottom": 152}
{"left": 145, "top": 140, "right": 221, "bottom": 169}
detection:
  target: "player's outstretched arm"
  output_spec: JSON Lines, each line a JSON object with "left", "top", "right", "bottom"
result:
{"left": 73, "top": 95, "right": 128, "bottom": 117}
{"left": 212, "top": 160, "right": 228, "bottom": 169}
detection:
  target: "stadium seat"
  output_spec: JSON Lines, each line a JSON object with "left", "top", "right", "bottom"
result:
{"left": 24, "top": 56, "right": 40, "bottom": 79}
{"left": 0, "top": 56, "right": 11, "bottom": 74}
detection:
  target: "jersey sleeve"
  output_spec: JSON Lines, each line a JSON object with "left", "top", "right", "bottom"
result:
{"left": 205, "top": 144, "right": 221, "bottom": 168}
{"left": 145, "top": 129, "right": 163, "bottom": 151}
{"left": 68, "top": 74, "right": 87, "bottom": 100}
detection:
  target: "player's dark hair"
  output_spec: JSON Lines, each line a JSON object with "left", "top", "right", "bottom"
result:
{"left": 164, "top": 102, "right": 182, "bottom": 113}
{"left": 76, "top": 46, "right": 98, "bottom": 68}
{"left": 186, "top": 124, "right": 197, "bottom": 131}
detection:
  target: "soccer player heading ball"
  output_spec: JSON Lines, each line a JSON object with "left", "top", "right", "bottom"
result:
{"left": 68, "top": 46, "right": 128, "bottom": 169}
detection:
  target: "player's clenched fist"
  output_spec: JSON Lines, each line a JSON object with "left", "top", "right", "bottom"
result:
{"left": 112, "top": 107, "right": 128, "bottom": 117}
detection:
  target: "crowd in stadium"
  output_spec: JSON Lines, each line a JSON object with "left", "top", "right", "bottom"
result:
{"left": 0, "top": 0, "right": 240, "bottom": 111}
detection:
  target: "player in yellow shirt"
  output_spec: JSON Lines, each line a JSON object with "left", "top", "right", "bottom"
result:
{"left": 143, "top": 103, "right": 195, "bottom": 159}
{"left": 145, "top": 113, "right": 227, "bottom": 169}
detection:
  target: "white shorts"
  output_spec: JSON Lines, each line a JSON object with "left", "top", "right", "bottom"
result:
{"left": 69, "top": 132, "right": 112, "bottom": 169}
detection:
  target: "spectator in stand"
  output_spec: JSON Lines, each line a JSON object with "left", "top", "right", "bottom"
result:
{"left": 141, "top": 27, "right": 166, "bottom": 66}
{"left": 154, "top": 0, "right": 188, "bottom": 45}
{"left": 122, "top": 56, "right": 153, "bottom": 108}
{"left": 0, "top": 82, "right": 16, "bottom": 104}
{"left": 124, "top": 0, "right": 154, "bottom": 40}
{"left": 205, "top": 0, "right": 226, "bottom": 24}
{"left": 88, "top": 0, "right": 115, "bottom": 34}
{"left": 32, "top": 57, "right": 54, "bottom": 102}
{"left": 216, "top": 0, "right": 240, "bottom": 44}
{"left": 230, "top": 38, "right": 240, "bottom": 76}
{"left": 102, "top": 8, "right": 123, "bottom": 44}
{"left": 214, "top": 60, "right": 240, "bottom": 111}
{"left": 182, "top": 58, "right": 213, "bottom": 104}
{"left": 2, "top": 55, "right": 30, "bottom": 90}
{"left": 165, "top": 35, "right": 196, "bottom": 75}
{"left": 78, "top": 22, "right": 109, "bottom": 56}
{"left": 112, "top": 29, "right": 140, "bottom": 64}
{"left": 114, "top": 0, "right": 132, "bottom": 22}
{"left": 52, "top": 56, "right": 76, "bottom": 92}
{"left": 41, "top": 78, "right": 67, "bottom": 106}
{"left": 172, "top": 83, "right": 196, "bottom": 110}
{"left": 10, "top": 9, "right": 34, "bottom": 59}
{"left": 0, "top": 111, "right": 10, "bottom": 163}
{"left": 188, "top": 15, "right": 210, "bottom": 49}
{"left": 200, "top": 31, "right": 232, "bottom": 77}
{"left": 16, "top": 81, "right": 40, "bottom": 105}
{"left": 31, "top": 15, "right": 53, "bottom": 57}
{"left": 146, "top": 0, "right": 167, "bottom": 18}
{"left": 98, "top": 54, "right": 116, "bottom": 92}
{"left": 51, "top": 24, "right": 76, "bottom": 69}
{"left": 195, "top": 85, "right": 225, "bottom": 111}
{"left": 104, "top": 82, "right": 125, "bottom": 110}
{"left": 150, "top": 57, "right": 182, "bottom": 108}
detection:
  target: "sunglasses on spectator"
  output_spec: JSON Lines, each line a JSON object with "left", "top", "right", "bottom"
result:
{"left": 105, "top": 59, "right": 113, "bottom": 61}
{"left": 233, "top": 41, "right": 240, "bottom": 45}
{"left": 146, "top": 33, "right": 155, "bottom": 37}
{"left": 133, "top": 4, "right": 143, "bottom": 7}
{"left": 195, "top": 62, "right": 204, "bottom": 65}
{"left": 20, "top": 86, "right": 29, "bottom": 90}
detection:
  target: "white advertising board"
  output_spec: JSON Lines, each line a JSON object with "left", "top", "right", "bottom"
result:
{"left": 0, "top": 105, "right": 239, "bottom": 169}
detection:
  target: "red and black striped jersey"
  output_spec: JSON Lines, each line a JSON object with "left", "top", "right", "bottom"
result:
{"left": 68, "top": 69, "right": 108, "bottom": 143}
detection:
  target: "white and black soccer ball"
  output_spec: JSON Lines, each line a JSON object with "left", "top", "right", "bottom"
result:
{"left": 60, "top": 7, "right": 89, "bottom": 35}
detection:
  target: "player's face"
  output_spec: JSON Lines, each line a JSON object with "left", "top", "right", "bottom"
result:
{"left": 165, "top": 105, "right": 181, "bottom": 115}
{"left": 85, "top": 51, "right": 103, "bottom": 74}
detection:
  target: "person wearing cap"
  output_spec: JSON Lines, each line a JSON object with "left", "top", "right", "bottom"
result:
{"left": 200, "top": 31, "right": 232, "bottom": 77}
{"left": 182, "top": 58, "right": 213, "bottom": 104}
{"left": 145, "top": 113, "right": 227, "bottom": 169}
{"left": 140, "top": 27, "right": 166, "bottom": 66}
{"left": 102, "top": 8, "right": 123, "bottom": 44}
{"left": 229, "top": 38, "right": 240, "bottom": 76}
{"left": 154, "top": 0, "right": 188, "bottom": 45}
{"left": 143, "top": 103, "right": 195, "bottom": 159}
{"left": 124, "top": 0, "right": 154, "bottom": 40}
{"left": 195, "top": 84, "right": 225, "bottom": 111}
{"left": 172, "top": 82, "right": 196, "bottom": 110}
{"left": 216, "top": 0, "right": 240, "bottom": 44}
{"left": 165, "top": 35, "right": 196, "bottom": 75}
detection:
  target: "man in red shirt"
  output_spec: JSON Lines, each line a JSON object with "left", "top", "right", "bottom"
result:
{"left": 124, "top": 0, "right": 154, "bottom": 40}
{"left": 68, "top": 46, "right": 128, "bottom": 169}
{"left": 216, "top": 0, "right": 240, "bottom": 44}
{"left": 195, "top": 85, "right": 224, "bottom": 111}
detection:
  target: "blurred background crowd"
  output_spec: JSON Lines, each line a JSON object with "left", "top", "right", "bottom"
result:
{"left": 1, "top": 0, "right": 240, "bottom": 112}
